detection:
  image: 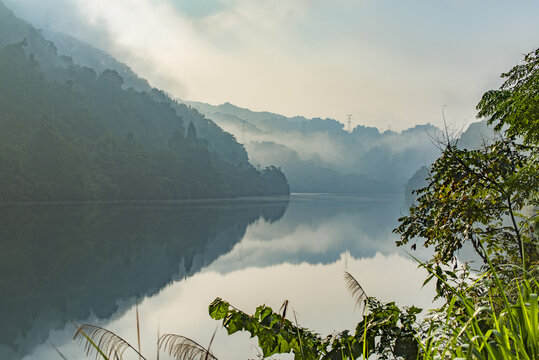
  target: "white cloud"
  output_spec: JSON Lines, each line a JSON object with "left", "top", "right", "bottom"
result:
{"left": 4, "top": 0, "right": 539, "bottom": 130}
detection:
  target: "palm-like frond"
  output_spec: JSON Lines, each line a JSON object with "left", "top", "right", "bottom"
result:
{"left": 344, "top": 271, "right": 368, "bottom": 312}
{"left": 158, "top": 334, "right": 218, "bottom": 360}
{"left": 73, "top": 324, "right": 147, "bottom": 360}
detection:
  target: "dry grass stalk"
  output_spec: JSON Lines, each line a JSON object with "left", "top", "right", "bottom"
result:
{"left": 158, "top": 333, "right": 218, "bottom": 360}
{"left": 74, "top": 324, "right": 148, "bottom": 360}
{"left": 344, "top": 271, "right": 368, "bottom": 313}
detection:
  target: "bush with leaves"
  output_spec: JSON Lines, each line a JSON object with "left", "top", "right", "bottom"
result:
{"left": 392, "top": 47, "right": 539, "bottom": 358}
{"left": 394, "top": 137, "right": 538, "bottom": 297}
{"left": 208, "top": 281, "right": 421, "bottom": 360}
{"left": 395, "top": 48, "right": 538, "bottom": 300}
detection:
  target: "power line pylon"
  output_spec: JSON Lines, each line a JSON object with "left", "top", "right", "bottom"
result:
{"left": 346, "top": 114, "right": 352, "bottom": 133}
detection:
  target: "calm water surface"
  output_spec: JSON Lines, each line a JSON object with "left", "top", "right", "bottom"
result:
{"left": 1, "top": 194, "right": 438, "bottom": 360}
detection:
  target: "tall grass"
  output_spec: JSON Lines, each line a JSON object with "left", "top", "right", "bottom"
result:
{"left": 71, "top": 323, "right": 216, "bottom": 360}
{"left": 411, "top": 249, "right": 538, "bottom": 360}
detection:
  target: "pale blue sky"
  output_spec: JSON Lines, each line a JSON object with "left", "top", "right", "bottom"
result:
{"left": 5, "top": 0, "right": 539, "bottom": 130}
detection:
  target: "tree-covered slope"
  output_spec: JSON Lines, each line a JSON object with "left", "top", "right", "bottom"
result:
{"left": 35, "top": 29, "right": 251, "bottom": 168}
{"left": 0, "top": 2, "right": 289, "bottom": 201}
{"left": 1, "top": 1, "right": 251, "bottom": 168}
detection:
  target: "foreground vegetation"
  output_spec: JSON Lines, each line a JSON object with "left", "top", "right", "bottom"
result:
{"left": 73, "top": 49, "right": 538, "bottom": 359}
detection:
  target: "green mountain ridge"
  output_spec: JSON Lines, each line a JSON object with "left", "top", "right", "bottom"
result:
{"left": 1, "top": 0, "right": 441, "bottom": 195}
{"left": 0, "top": 1, "right": 289, "bottom": 201}
{"left": 40, "top": 30, "right": 252, "bottom": 168}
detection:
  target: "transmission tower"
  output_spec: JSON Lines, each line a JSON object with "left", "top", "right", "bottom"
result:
{"left": 346, "top": 114, "right": 353, "bottom": 133}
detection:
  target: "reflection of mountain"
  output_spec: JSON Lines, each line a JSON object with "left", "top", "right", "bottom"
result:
{"left": 0, "top": 197, "right": 289, "bottom": 359}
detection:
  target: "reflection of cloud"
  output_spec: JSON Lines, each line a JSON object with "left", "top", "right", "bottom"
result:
{"left": 208, "top": 194, "right": 434, "bottom": 272}
{"left": 12, "top": 196, "right": 439, "bottom": 360}
{"left": 26, "top": 253, "right": 438, "bottom": 360}
{"left": 210, "top": 214, "right": 383, "bottom": 271}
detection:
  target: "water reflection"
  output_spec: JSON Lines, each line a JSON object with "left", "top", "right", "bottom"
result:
{"left": 5, "top": 194, "right": 439, "bottom": 360}
{"left": 211, "top": 194, "right": 423, "bottom": 271}
{"left": 28, "top": 254, "right": 436, "bottom": 360}
{"left": 0, "top": 197, "right": 289, "bottom": 359}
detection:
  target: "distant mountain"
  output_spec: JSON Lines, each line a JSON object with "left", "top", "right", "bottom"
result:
{"left": 246, "top": 142, "right": 390, "bottom": 193}
{"left": 0, "top": 0, "right": 442, "bottom": 197}
{"left": 456, "top": 120, "right": 496, "bottom": 150}
{"left": 187, "top": 101, "right": 443, "bottom": 194}
{"left": 0, "top": 1, "right": 289, "bottom": 201}
{"left": 404, "top": 165, "right": 429, "bottom": 206}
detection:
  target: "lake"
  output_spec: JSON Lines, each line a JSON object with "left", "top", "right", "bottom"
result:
{"left": 1, "top": 194, "right": 439, "bottom": 360}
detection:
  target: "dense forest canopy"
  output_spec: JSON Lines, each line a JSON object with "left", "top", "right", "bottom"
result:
{"left": 0, "top": 1, "right": 289, "bottom": 201}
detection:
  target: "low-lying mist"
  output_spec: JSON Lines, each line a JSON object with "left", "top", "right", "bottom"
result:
{"left": 188, "top": 101, "right": 444, "bottom": 193}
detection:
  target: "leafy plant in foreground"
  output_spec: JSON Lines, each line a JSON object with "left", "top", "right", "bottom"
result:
{"left": 208, "top": 273, "right": 422, "bottom": 360}
{"left": 394, "top": 48, "right": 539, "bottom": 302}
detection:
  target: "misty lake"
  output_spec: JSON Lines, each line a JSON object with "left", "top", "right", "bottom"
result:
{"left": 1, "top": 194, "right": 439, "bottom": 360}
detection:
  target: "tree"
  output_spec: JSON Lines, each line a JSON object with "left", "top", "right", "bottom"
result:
{"left": 168, "top": 129, "right": 186, "bottom": 153}
{"left": 205, "top": 49, "right": 539, "bottom": 359}
{"left": 204, "top": 48, "right": 539, "bottom": 359}
{"left": 395, "top": 48, "right": 539, "bottom": 296}
{"left": 187, "top": 121, "right": 197, "bottom": 141}
{"left": 477, "top": 48, "right": 539, "bottom": 144}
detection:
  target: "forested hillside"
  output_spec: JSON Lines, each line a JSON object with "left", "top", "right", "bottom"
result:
{"left": 0, "top": 1, "right": 289, "bottom": 201}
{"left": 2, "top": 0, "right": 441, "bottom": 196}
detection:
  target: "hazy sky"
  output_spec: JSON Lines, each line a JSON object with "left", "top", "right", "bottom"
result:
{"left": 5, "top": 0, "right": 539, "bottom": 130}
